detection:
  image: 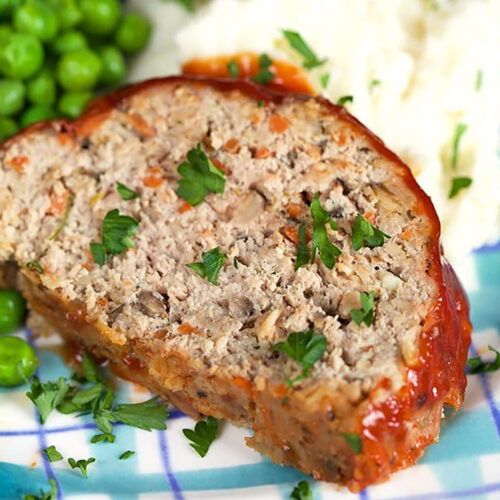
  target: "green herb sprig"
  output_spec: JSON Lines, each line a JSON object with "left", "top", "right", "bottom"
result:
{"left": 467, "top": 346, "right": 500, "bottom": 374}
{"left": 187, "top": 247, "right": 227, "bottom": 285}
{"left": 251, "top": 54, "right": 274, "bottom": 85}
{"left": 449, "top": 176, "right": 472, "bottom": 199}
{"left": 291, "top": 480, "right": 313, "bottom": 500}
{"left": 350, "top": 291, "right": 375, "bottom": 327}
{"left": 117, "top": 183, "right": 139, "bottom": 201}
{"left": 311, "top": 195, "right": 341, "bottom": 269}
{"left": 351, "top": 214, "right": 390, "bottom": 251}
{"left": 282, "top": 30, "right": 327, "bottom": 70}
{"left": 451, "top": 123, "right": 467, "bottom": 170}
{"left": 68, "top": 457, "right": 95, "bottom": 479}
{"left": 44, "top": 446, "right": 63, "bottom": 462}
{"left": 183, "top": 416, "right": 218, "bottom": 457}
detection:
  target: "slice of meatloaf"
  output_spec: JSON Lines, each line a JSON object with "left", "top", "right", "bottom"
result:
{"left": 0, "top": 76, "right": 471, "bottom": 490}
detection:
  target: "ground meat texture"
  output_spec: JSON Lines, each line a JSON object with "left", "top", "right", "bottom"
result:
{"left": 0, "top": 76, "right": 471, "bottom": 491}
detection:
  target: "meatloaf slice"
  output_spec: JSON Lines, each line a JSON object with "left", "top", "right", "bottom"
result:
{"left": 0, "top": 76, "right": 471, "bottom": 490}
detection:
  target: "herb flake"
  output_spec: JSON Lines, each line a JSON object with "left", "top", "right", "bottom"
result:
{"left": 119, "top": 450, "right": 135, "bottom": 460}
{"left": 49, "top": 193, "right": 74, "bottom": 241}
{"left": 451, "top": 123, "right": 467, "bottom": 170}
{"left": 227, "top": 59, "right": 239, "bottom": 78}
{"left": 350, "top": 291, "right": 375, "bottom": 327}
{"left": 27, "top": 261, "right": 44, "bottom": 274}
{"left": 187, "top": 247, "right": 227, "bottom": 285}
{"left": 68, "top": 457, "right": 95, "bottom": 478}
{"left": 117, "top": 183, "right": 139, "bottom": 201}
{"left": 291, "top": 480, "right": 313, "bottom": 500}
{"left": 320, "top": 73, "right": 330, "bottom": 89}
{"left": 475, "top": 69, "right": 483, "bottom": 91}
{"left": 177, "top": 144, "right": 226, "bottom": 206}
{"left": 251, "top": 54, "right": 274, "bottom": 85}
{"left": 351, "top": 214, "right": 390, "bottom": 251}
{"left": 23, "top": 479, "right": 57, "bottom": 500}
{"left": 467, "top": 346, "right": 500, "bottom": 374}
{"left": 44, "top": 445, "right": 63, "bottom": 462}
{"left": 449, "top": 176, "right": 472, "bottom": 199}
{"left": 282, "top": 29, "right": 327, "bottom": 70}
{"left": 183, "top": 416, "right": 218, "bottom": 457}
{"left": 310, "top": 195, "right": 341, "bottom": 269}
{"left": 341, "top": 432, "right": 362, "bottom": 454}
{"left": 272, "top": 329, "right": 326, "bottom": 386}
{"left": 336, "top": 95, "right": 353, "bottom": 106}
{"left": 26, "top": 376, "right": 70, "bottom": 424}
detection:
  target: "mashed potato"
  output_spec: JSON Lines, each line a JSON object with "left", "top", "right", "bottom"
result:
{"left": 129, "top": 0, "right": 500, "bottom": 262}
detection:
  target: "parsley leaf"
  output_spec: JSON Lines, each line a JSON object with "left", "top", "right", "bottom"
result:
{"left": 295, "top": 223, "right": 309, "bottom": 270}
{"left": 44, "top": 445, "right": 63, "bottom": 462}
{"left": 91, "top": 433, "right": 115, "bottom": 444}
{"left": 320, "top": 73, "right": 330, "bottom": 89}
{"left": 251, "top": 54, "right": 274, "bottom": 85}
{"left": 310, "top": 195, "right": 341, "bottom": 269}
{"left": 227, "top": 59, "right": 239, "bottom": 78}
{"left": 451, "top": 123, "right": 467, "bottom": 170}
{"left": 475, "top": 69, "right": 483, "bottom": 91}
{"left": 119, "top": 450, "right": 135, "bottom": 460}
{"left": 27, "top": 261, "right": 44, "bottom": 274}
{"left": 117, "top": 183, "right": 139, "bottom": 201}
{"left": 467, "top": 346, "right": 500, "bottom": 374}
{"left": 282, "top": 29, "right": 327, "bottom": 70}
{"left": 351, "top": 214, "right": 390, "bottom": 251}
{"left": 68, "top": 457, "right": 95, "bottom": 478}
{"left": 187, "top": 247, "right": 227, "bottom": 285}
{"left": 80, "top": 352, "right": 105, "bottom": 384}
{"left": 449, "top": 176, "right": 472, "bottom": 199}
{"left": 350, "top": 291, "right": 375, "bottom": 327}
{"left": 341, "top": 432, "right": 362, "bottom": 454}
{"left": 182, "top": 416, "right": 218, "bottom": 457}
{"left": 369, "top": 79, "right": 381, "bottom": 92}
{"left": 26, "top": 376, "right": 69, "bottom": 424}
{"left": 272, "top": 329, "right": 327, "bottom": 386}
{"left": 336, "top": 95, "right": 353, "bottom": 106}
{"left": 177, "top": 144, "right": 226, "bottom": 206}
{"left": 233, "top": 256, "right": 239, "bottom": 269}
{"left": 23, "top": 479, "right": 57, "bottom": 500}
{"left": 291, "top": 480, "right": 313, "bottom": 500}
{"left": 90, "top": 209, "right": 140, "bottom": 265}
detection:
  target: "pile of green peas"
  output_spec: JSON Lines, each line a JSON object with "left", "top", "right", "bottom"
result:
{"left": 0, "top": 0, "right": 151, "bottom": 140}
{"left": 0, "top": 289, "right": 38, "bottom": 386}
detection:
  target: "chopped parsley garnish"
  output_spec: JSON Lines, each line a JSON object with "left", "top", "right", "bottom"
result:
{"left": 227, "top": 59, "right": 239, "bottom": 78}
{"left": 451, "top": 123, "right": 467, "bottom": 170}
{"left": 370, "top": 79, "right": 381, "bottom": 92}
{"left": 341, "top": 432, "right": 362, "bottom": 454}
{"left": 282, "top": 29, "right": 327, "bottom": 70}
{"left": 272, "top": 329, "right": 327, "bottom": 387}
{"left": 27, "top": 261, "right": 44, "bottom": 274}
{"left": 117, "top": 182, "right": 139, "bottom": 201}
{"left": 233, "top": 256, "right": 239, "bottom": 269}
{"left": 44, "top": 445, "right": 63, "bottom": 462}
{"left": 475, "top": 69, "right": 483, "bottom": 91}
{"left": 311, "top": 195, "right": 341, "bottom": 269}
{"left": 320, "top": 73, "right": 330, "bottom": 89}
{"left": 336, "top": 95, "right": 353, "bottom": 106}
{"left": 257, "top": 100, "right": 264, "bottom": 108}
{"left": 182, "top": 416, "right": 218, "bottom": 457}
{"left": 176, "top": 144, "right": 226, "bottom": 206}
{"left": 291, "top": 480, "right": 313, "bottom": 500}
{"left": 295, "top": 223, "right": 309, "bottom": 270}
{"left": 187, "top": 247, "right": 227, "bottom": 285}
{"left": 23, "top": 478, "right": 57, "bottom": 500}
{"left": 91, "top": 433, "right": 115, "bottom": 444}
{"left": 350, "top": 291, "right": 375, "bottom": 327}
{"left": 90, "top": 209, "right": 140, "bottom": 265}
{"left": 26, "top": 376, "right": 69, "bottom": 424}
{"left": 351, "top": 214, "right": 390, "bottom": 251}
{"left": 49, "top": 193, "right": 74, "bottom": 241}
{"left": 449, "top": 176, "right": 472, "bottom": 199}
{"left": 467, "top": 346, "right": 500, "bottom": 374}
{"left": 251, "top": 54, "right": 274, "bottom": 85}
{"left": 119, "top": 450, "right": 135, "bottom": 460}
{"left": 68, "top": 457, "right": 95, "bottom": 478}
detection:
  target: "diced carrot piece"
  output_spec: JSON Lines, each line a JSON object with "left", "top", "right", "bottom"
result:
{"left": 254, "top": 146, "right": 273, "bottom": 159}
{"left": 250, "top": 113, "right": 261, "bottom": 125}
{"left": 233, "top": 376, "right": 253, "bottom": 395}
{"left": 286, "top": 202, "right": 303, "bottom": 219}
{"left": 363, "top": 211, "right": 376, "bottom": 224}
{"left": 223, "top": 138, "right": 240, "bottom": 154}
{"left": 401, "top": 229, "right": 413, "bottom": 240}
{"left": 178, "top": 201, "right": 193, "bottom": 213}
{"left": 212, "top": 158, "right": 230, "bottom": 174}
{"left": 124, "top": 113, "right": 156, "bottom": 138}
{"left": 272, "top": 383, "right": 289, "bottom": 398}
{"left": 178, "top": 322, "right": 203, "bottom": 335}
{"left": 283, "top": 225, "right": 299, "bottom": 244}
{"left": 142, "top": 167, "right": 164, "bottom": 188}
{"left": 47, "top": 189, "right": 69, "bottom": 216}
{"left": 6, "top": 155, "right": 29, "bottom": 173}
{"left": 269, "top": 114, "right": 290, "bottom": 134}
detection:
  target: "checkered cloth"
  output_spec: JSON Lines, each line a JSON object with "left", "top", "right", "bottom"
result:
{"left": 1, "top": 245, "right": 499, "bottom": 500}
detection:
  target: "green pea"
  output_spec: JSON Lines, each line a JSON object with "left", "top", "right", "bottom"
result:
{"left": 114, "top": 13, "right": 151, "bottom": 55}
{"left": 20, "top": 105, "right": 57, "bottom": 128}
{"left": 79, "top": 0, "right": 120, "bottom": 36}
{"left": 52, "top": 29, "right": 88, "bottom": 55}
{"left": 98, "top": 45, "right": 125, "bottom": 86}
{"left": 0, "top": 79, "right": 26, "bottom": 116}
{"left": 0, "top": 290, "right": 26, "bottom": 335}
{"left": 58, "top": 90, "right": 92, "bottom": 118}
{"left": 56, "top": 48, "right": 102, "bottom": 91}
{"left": 0, "top": 33, "right": 44, "bottom": 80}
{"left": 14, "top": 0, "right": 60, "bottom": 43}
{"left": 46, "top": 0, "right": 82, "bottom": 30}
{"left": 27, "top": 69, "right": 57, "bottom": 105}
{"left": 0, "top": 117, "right": 19, "bottom": 140}
{"left": 0, "top": 336, "right": 37, "bottom": 386}
{"left": 0, "top": 0, "right": 21, "bottom": 19}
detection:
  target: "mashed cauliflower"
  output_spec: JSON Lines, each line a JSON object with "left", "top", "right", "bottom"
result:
{"left": 129, "top": 0, "right": 500, "bottom": 262}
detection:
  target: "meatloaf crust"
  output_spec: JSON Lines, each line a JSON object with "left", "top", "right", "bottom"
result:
{"left": 0, "top": 76, "right": 471, "bottom": 490}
